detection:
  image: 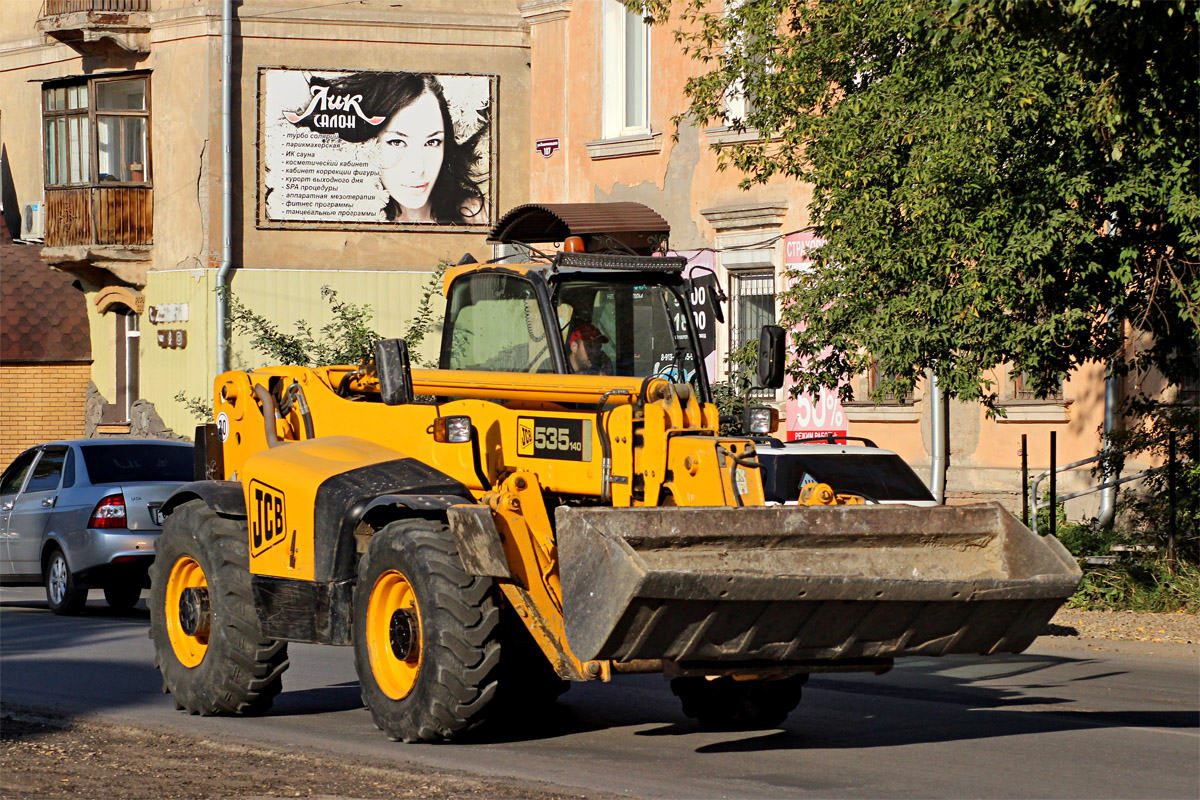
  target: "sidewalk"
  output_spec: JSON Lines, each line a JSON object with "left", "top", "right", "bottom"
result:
{"left": 1036, "top": 607, "right": 1199, "bottom": 659}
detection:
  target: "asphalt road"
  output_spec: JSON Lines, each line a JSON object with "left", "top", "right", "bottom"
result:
{"left": 2, "top": 586, "right": 1197, "bottom": 800}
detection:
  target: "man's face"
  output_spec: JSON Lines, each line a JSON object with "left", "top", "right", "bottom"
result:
{"left": 570, "top": 337, "right": 602, "bottom": 370}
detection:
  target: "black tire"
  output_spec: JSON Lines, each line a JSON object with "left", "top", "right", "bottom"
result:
{"left": 103, "top": 582, "right": 142, "bottom": 610}
{"left": 353, "top": 518, "right": 502, "bottom": 742}
{"left": 670, "top": 674, "right": 808, "bottom": 730}
{"left": 149, "top": 499, "right": 289, "bottom": 715}
{"left": 44, "top": 546, "right": 87, "bottom": 616}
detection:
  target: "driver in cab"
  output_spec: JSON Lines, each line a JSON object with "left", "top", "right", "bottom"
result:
{"left": 566, "top": 323, "right": 612, "bottom": 376}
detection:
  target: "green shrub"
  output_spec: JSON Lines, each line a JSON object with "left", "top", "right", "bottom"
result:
{"left": 1068, "top": 558, "right": 1200, "bottom": 613}
{"left": 711, "top": 340, "right": 761, "bottom": 436}
{"left": 1055, "top": 519, "right": 1123, "bottom": 559}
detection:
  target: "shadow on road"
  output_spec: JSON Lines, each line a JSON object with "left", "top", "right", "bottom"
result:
{"left": 271, "top": 681, "right": 364, "bottom": 716}
{"left": 628, "top": 653, "right": 1198, "bottom": 753}
{"left": 4, "top": 594, "right": 1197, "bottom": 752}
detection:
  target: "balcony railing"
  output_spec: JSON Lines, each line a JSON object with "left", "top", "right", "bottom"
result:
{"left": 37, "top": 1, "right": 150, "bottom": 55}
{"left": 41, "top": 1, "right": 149, "bottom": 15}
{"left": 44, "top": 186, "right": 153, "bottom": 248}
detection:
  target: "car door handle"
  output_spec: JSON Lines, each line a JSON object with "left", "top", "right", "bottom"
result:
{"left": 1, "top": 501, "right": 12, "bottom": 511}
{"left": 42, "top": 497, "right": 56, "bottom": 508}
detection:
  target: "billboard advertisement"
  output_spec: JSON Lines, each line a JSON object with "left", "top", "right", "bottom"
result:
{"left": 257, "top": 68, "right": 496, "bottom": 230}
{"left": 784, "top": 232, "right": 848, "bottom": 441}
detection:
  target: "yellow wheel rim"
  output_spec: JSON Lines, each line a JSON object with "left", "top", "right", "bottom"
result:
{"left": 165, "top": 556, "right": 208, "bottom": 668}
{"left": 366, "top": 569, "right": 422, "bottom": 700}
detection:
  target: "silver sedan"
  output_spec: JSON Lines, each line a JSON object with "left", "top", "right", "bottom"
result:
{"left": 0, "top": 439, "right": 194, "bottom": 614}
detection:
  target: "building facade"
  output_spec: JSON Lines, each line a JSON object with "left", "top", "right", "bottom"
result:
{"left": 2, "top": 0, "right": 1182, "bottom": 514}
{"left": 519, "top": 0, "right": 1180, "bottom": 514}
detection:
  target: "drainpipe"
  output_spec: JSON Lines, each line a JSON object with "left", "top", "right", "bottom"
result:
{"left": 929, "top": 369, "right": 948, "bottom": 504}
{"left": 1098, "top": 317, "right": 1121, "bottom": 527}
{"left": 215, "top": 0, "right": 235, "bottom": 374}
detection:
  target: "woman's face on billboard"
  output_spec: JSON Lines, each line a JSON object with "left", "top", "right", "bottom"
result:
{"left": 374, "top": 89, "right": 445, "bottom": 220}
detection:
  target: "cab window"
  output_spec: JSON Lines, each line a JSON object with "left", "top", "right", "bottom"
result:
{"left": 554, "top": 279, "right": 698, "bottom": 383}
{"left": 440, "top": 273, "right": 553, "bottom": 373}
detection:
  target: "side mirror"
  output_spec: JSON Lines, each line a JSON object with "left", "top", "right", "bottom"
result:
{"left": 685, "top": 268, "right": 726, "bottom": 324}
{"left": 375, "top": 338, "right": 414, "bottom": 406}
{"left": 757, "top": 325, "right": 786, "bottom": 389}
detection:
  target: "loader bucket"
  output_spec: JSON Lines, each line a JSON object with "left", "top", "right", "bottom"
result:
{"left": 556, "top": 503, "right": 1081, "bottom": 665}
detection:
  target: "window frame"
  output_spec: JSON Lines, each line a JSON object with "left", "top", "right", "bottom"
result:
{"left": 602, "top": 0, "right": 651, "bottom": 139}
{"left": 41, "top": 72, "right": 152, "bottom": 189}
{"left": 728, "top": 268, "right": 777, "bottom": 400}
{"left": 1008, "top": 370, "right": 1064, "bottom": 403}
{"left": 438, "top": 270, "right": 564, "bottom": 374}
{"left": 865, "top": 359, "right": 915, "bottom": 405}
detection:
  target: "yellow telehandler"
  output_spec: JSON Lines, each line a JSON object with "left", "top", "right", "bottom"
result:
{"left": 149, "top": 203, "right": 1080, "bottom": 741}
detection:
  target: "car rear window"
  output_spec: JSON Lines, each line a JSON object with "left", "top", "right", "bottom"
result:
{"left": 762, "top": 453, "right": 935, "bottom": 503}
{"left": 80, "top": 444, "right": 193, "bottom": 485}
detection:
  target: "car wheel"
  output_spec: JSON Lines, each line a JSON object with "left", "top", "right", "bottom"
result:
{"left": 353, "top": 518, "right": 502, "bottom": 742}
{"left": 103, "top": 582, "right": 142, "bottom": 610}
{"left": 149, "top": 499, "right": 289, "bottom": 715}
{"left": 45, "top": 547, "right": 87, "bottom": 616}
{"left": 670, "top": 674, "right": 808, "bottom": 730}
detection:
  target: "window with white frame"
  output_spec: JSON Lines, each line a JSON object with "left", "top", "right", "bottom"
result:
{"left": 722, "top": 0, "right": 754, "bottom": 126}
{"left": 602, "top": 0, "right": 650, "bottom": 138}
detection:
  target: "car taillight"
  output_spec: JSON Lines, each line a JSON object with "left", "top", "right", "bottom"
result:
{"left": 89, "top": 495, "right": 127, "bottom": 529}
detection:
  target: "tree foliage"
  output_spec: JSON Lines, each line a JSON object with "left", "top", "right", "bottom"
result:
{"left": 637, "top": 0, "right": 1198, "bottom": 408}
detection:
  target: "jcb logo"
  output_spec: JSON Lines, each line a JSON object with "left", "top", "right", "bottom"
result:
{"left": 249, "top": 480, "right": 287, "bottom": 555}
{"left": 518, "top": 419, "right": 535, "bottom": 456}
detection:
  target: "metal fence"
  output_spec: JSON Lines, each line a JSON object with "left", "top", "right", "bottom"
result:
{"left": 1025, "top": 430, "right": 1195, "bottom": 561}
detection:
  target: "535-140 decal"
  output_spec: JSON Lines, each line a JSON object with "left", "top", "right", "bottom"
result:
{"left": 517, "top": 417, "right": 592, "bottom": 462}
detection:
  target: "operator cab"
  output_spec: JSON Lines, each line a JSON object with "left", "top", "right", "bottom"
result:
{"left": 439, "top": 203, "right": 714, "bottom": 403}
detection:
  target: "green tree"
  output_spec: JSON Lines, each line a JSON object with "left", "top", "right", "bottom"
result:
{"left": 637, "top": 0, "right": 1198, "bottom": 408}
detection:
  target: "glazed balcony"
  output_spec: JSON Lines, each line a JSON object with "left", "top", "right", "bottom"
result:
{"left": 37, "top": 1, "right": 151, "bottom": 57}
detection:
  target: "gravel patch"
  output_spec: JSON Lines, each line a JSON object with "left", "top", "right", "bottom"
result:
{"left": 0, "top": 712, "right": 595, "bottom": 800}
{"left": 1044, "top": 608, "right": 1199, "bottom": 644}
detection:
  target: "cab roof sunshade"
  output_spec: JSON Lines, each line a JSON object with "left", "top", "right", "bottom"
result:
{"left": 488, "top": 202, "right": 670, "bottom": 255}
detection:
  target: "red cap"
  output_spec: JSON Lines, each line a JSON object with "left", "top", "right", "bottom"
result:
{"left": 568, "top": 323, "right": 609, "bottom": 345}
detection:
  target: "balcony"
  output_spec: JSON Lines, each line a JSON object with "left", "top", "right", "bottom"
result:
{"left": 37, "top": 1, "right": 151, "bottom": 57}
{"left": 41, "top": 186, "right": 153, "bottom": 287}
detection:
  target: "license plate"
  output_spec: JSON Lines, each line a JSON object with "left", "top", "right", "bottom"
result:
{"left": 148, "top": 503, "right": 165, "bottom": 526}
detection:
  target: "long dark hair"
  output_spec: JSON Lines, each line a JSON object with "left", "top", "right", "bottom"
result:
{"left": 295, "top": 71, "right": 488, "bottom": 224}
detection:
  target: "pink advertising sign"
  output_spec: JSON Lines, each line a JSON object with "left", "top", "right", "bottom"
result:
{"left": 783, "top": 232, "right": 847, "bottom": 441}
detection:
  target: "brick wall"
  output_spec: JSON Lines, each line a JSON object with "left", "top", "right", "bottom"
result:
{"left": 0, "top": 363, "right": 91, "bottom": 465}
